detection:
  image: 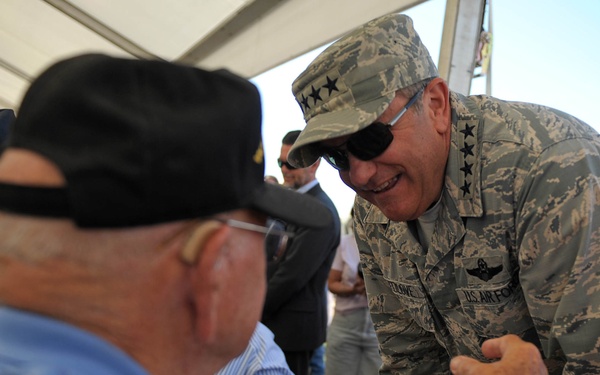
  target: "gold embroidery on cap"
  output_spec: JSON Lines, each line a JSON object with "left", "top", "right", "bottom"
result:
{"left": 253, "top": 141, "right": 264, "bottom": 164}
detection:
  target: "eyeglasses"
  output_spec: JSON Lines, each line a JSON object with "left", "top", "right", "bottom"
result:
{"left": 221, "top": 218, "right": 292, "bottom": 262}
{"left": 180, "top": 218, "right": 293, "bottom": 264}
{"left": 277, "top": 159, "right": 297, "bottom": 170}
{"left": 321, "top": 87, "right": 424, "bottom": 171}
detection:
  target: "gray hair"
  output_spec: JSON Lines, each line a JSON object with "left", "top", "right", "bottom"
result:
{"left": 0, "top": 212, "right": 186, "bottom": 268}
{"left": 396, "top": 78, "right": 434, "bottom": 112}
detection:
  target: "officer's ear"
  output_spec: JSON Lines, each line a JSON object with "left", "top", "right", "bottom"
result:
{"left": 424, "top": 77, "right": 451, "bottom": 134}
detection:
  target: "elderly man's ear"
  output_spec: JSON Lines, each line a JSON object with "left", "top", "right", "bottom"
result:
{"left": 180, "top": 222, "right": 233, "bottom": 343}
{"left": 180, "top": 222, "right": 223, "bottom": 265}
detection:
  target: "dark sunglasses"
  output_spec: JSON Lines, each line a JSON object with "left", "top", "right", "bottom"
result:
{"left": 277, "top": 159, "right": 297, "bottom": 170}
{"left": 321, "top": 87, "right": 424, "bottom": 171}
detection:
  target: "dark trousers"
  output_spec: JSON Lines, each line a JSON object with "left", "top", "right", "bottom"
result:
{"left": 284, "top": 349, "right": 314, "bottom": 375}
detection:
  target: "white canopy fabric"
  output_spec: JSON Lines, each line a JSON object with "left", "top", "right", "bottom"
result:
{"left": 0, "top": 0, "right": 427, "bottom": 109}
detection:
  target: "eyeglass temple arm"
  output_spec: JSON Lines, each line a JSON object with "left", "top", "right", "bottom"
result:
{"left": 389, "top": 87, "right": 424, "bottom": 125}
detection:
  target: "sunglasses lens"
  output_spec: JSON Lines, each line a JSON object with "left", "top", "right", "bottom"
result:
{"left": 277, "top": 159, "right": 297, "bottom": 170}
{"left": 322, "top": 149, "right": 350, "bottom": 170}
{"left": 347, "top": 123, "right": 393, "bottom": 160}
{"left": 320, "top": 123, "right": 393, "bottom": 170}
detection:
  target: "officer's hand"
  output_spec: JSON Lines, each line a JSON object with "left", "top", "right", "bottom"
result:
{"left": 449, "top": 334, "right": 548, "bottom": 375}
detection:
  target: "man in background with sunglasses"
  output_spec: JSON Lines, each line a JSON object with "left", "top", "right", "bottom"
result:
{"left": 0, "top": 54, "right": 333, "bottom": 375}
{"left": 260, "top": 130, "right": 340, "bottom": 375}
{"left": 287, "top": 13, "right": 600, "bottom": 375}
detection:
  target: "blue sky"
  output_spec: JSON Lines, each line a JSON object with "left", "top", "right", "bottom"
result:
{"left": 252, "top": 0, "right": 600, "bottom": 220}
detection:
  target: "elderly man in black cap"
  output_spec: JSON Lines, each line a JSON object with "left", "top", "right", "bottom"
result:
{"left": 0, "top": 54, "right": 332, "bottom": 375}
{"left": 0, "top": 108, "right": 15, "bottom": 150}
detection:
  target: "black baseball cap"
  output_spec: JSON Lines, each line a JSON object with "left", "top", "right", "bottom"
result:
{"left": 0, "top": 109, "right": 15, "bottom": 152}
{"left": 0, "top": 54, "right": 332, "bottom": 229}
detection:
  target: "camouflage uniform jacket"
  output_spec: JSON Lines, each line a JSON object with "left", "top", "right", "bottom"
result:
{"left": 354, "top": 91, "right": 600, "bottom": 374}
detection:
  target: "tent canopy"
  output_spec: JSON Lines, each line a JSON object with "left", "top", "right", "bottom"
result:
{"left": 0, "top": 0, "right": 427, "bottom": 109}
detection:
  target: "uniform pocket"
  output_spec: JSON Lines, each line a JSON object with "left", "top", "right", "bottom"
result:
{"left": 456, "top": 273, "right": 535, "bottom": 338}
{"left": 386, "top": 279, "right": 436, "bottom": 333}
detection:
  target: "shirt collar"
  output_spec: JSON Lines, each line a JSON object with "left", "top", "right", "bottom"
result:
{"left": 295, "top": 179, "right": 318, "bottom": 194}
{"left": 0, "top": 306, "right": 149, "bottom": 375}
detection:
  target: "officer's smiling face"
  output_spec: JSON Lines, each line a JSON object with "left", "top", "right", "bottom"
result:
{"left": 324, "top": 79, "right": 452, "bottom": 222}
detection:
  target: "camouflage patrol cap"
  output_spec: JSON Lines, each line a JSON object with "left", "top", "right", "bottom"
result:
{"left": 288, "top": 13, "right": 439, "bottom": 167}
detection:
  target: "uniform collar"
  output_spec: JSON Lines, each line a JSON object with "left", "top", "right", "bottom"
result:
{"left": 445, "top": 91, "right": 483, "bottom": 218}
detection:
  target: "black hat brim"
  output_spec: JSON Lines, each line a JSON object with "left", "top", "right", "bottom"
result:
{"left": 249, "top": 183, "right": 332, "bottom": 228}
